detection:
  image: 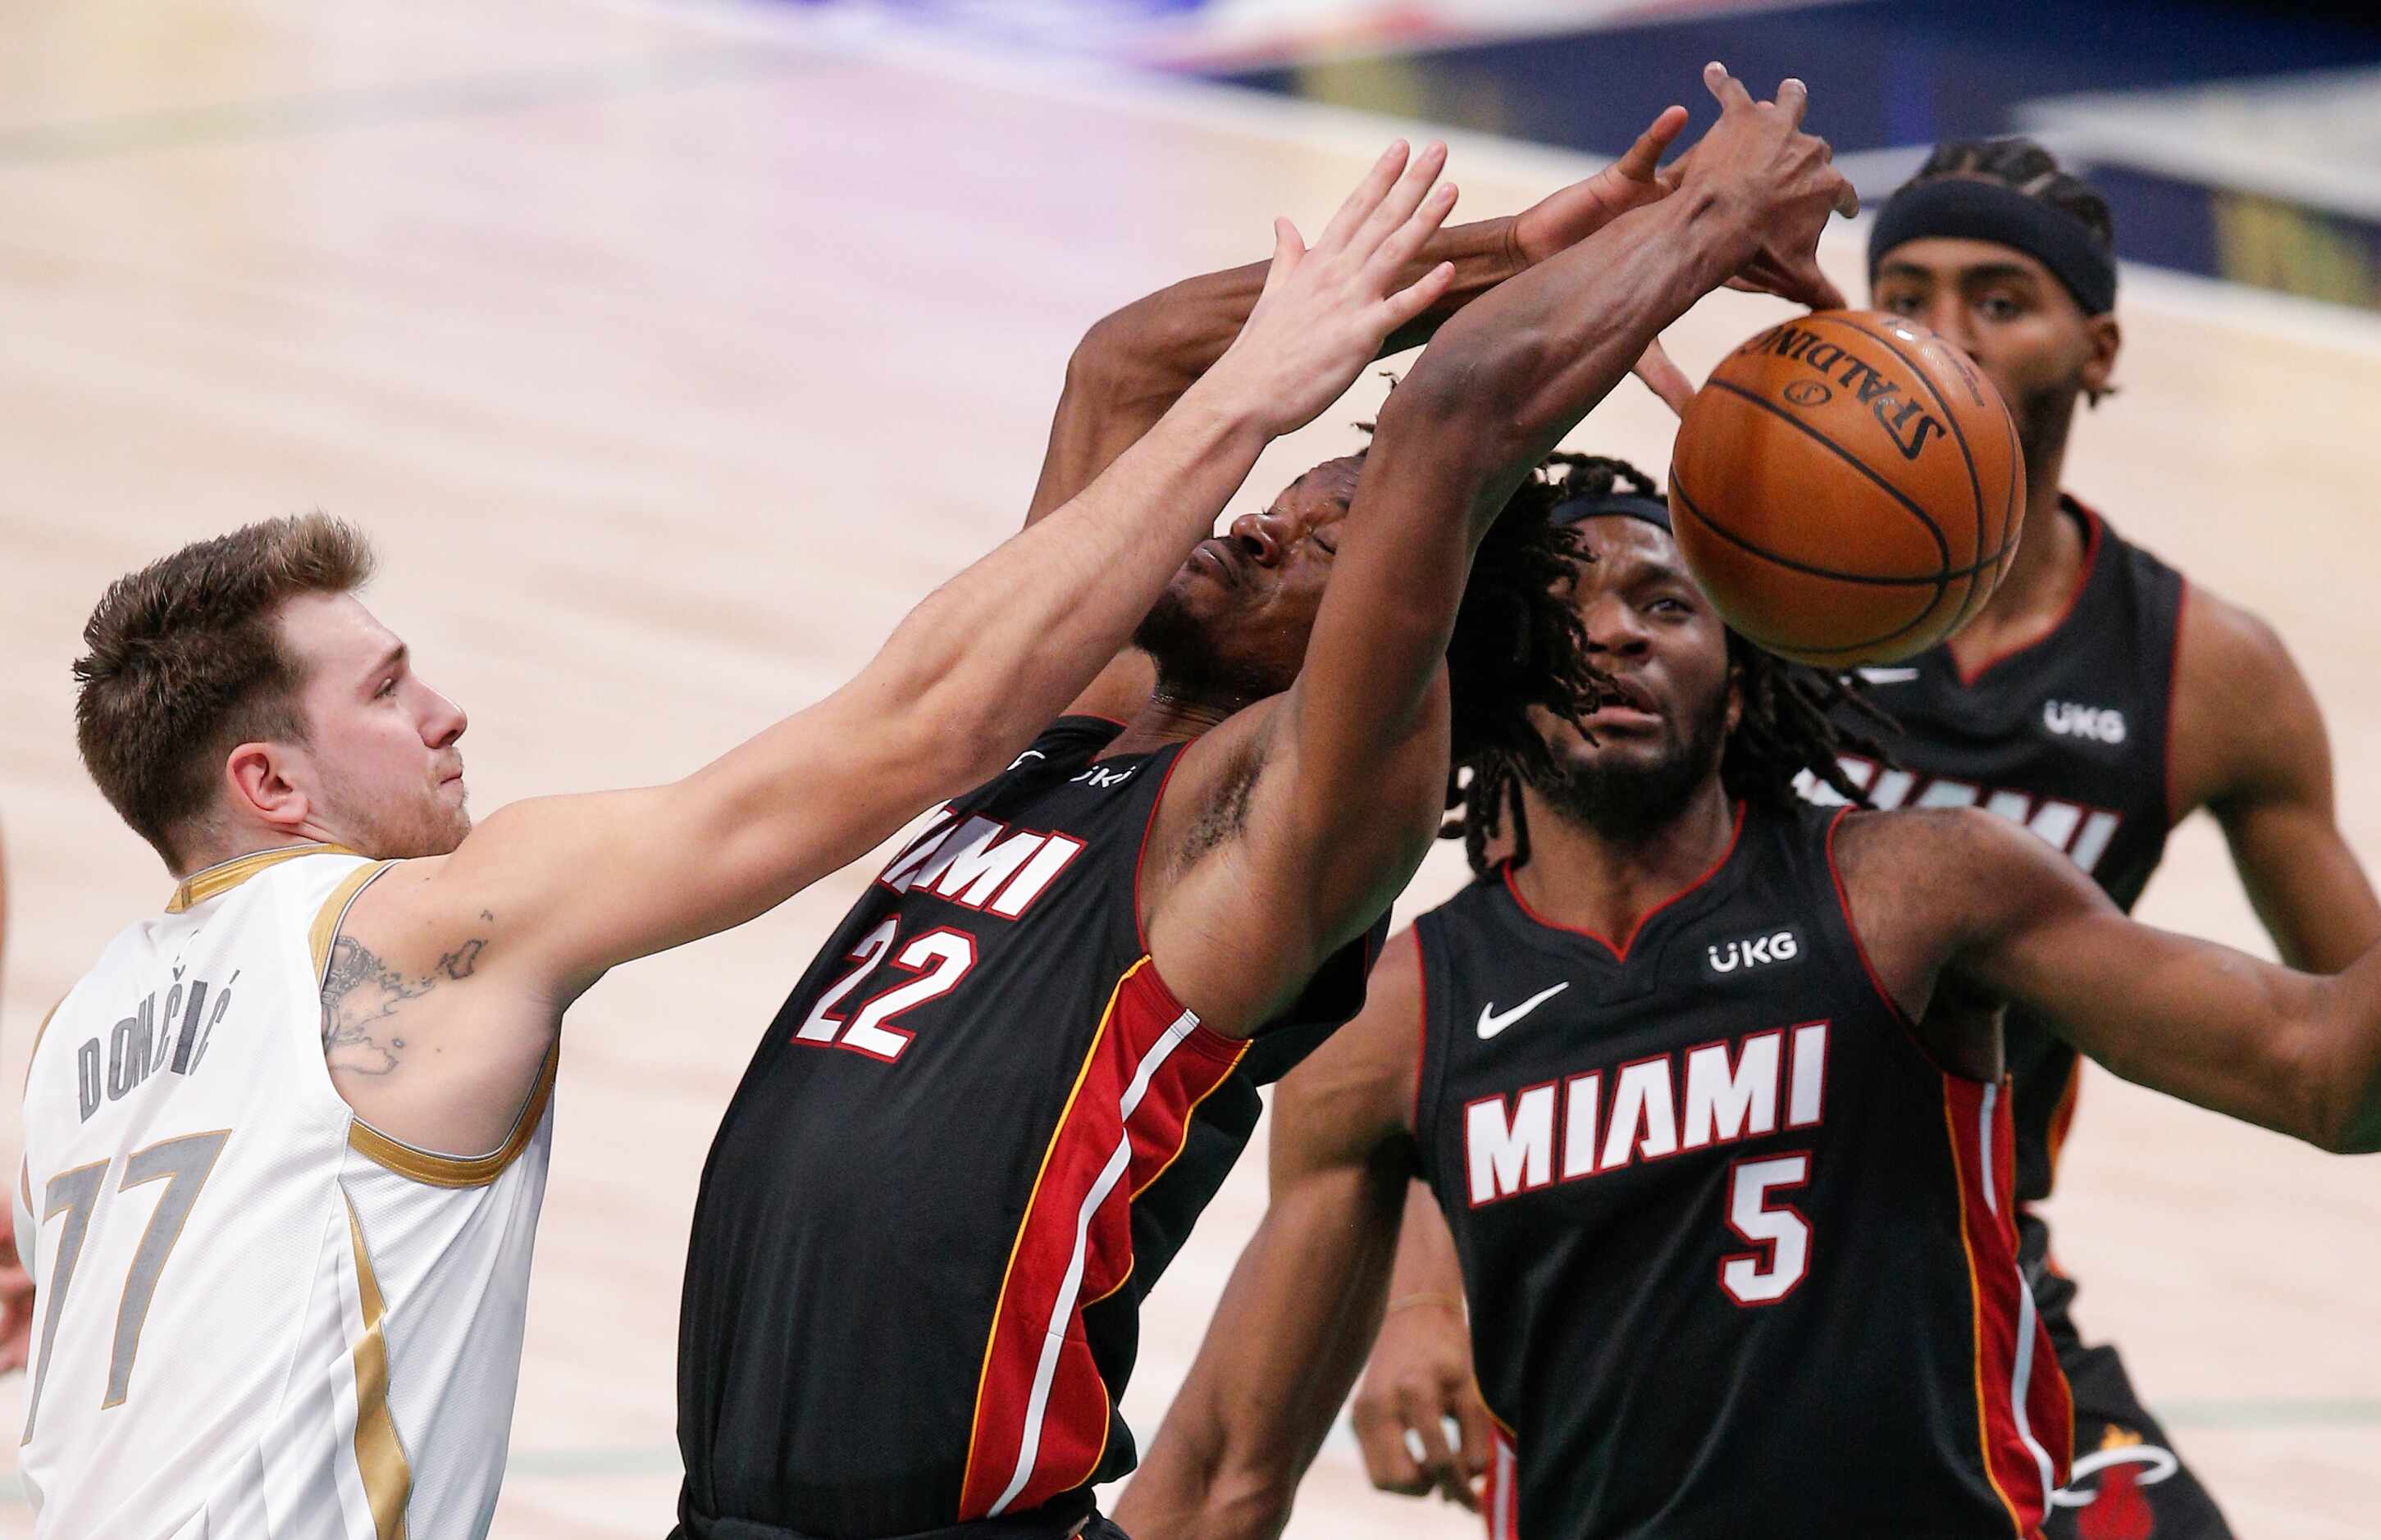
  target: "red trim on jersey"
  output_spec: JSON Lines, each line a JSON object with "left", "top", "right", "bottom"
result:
{"left": 960, "top": 958, "right": 1245, "bottom": 1521}
{"left": 2160, "top": 576, "right": 2192, "bottom": 831}
{"left": 1501, "top": 801, "right": 1745, "bottom": 964}
{"left": 1941, "top": 1077, "right": 2071, "bottom": 1539}
{"left": 1952, "top": 495, "right": 2104, "bottom": 688}
{"left": 1482, "top": 1427, "right": 1519, "bottom": 1540}
{"left": 1131, "top": 745, "right": 1194, "bottom": 955}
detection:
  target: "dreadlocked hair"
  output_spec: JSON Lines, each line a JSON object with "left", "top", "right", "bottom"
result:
{"left": 1913, "top": 137, "right": 2114, "bottom": 251}
{"left": 1435, "top": 453, "right": 1617, "bottom": 878}
{"left": 1441, "top": 453, "right": 1899, "bottom": 879}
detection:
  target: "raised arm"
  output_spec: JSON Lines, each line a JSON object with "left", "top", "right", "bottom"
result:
{"left": 1036, "top": 112, "right": 1698, "bottom": 722}
{"left": 1147, "top": 69, "right": 1852, "bottom": 1034}
{"left": 1114, "top": 931, "right": 1425, "bottom": 1540}
{"left": 322, "top": 147, "right": 1465, "bottom": 1153}
{"left": 1840, "top": 807, "right": 2381, "bottom": 1154}
{"left": 2169, "top": 586, "right": 2381, "bottom": 970}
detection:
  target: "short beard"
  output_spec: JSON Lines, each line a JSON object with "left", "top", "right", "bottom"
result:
{"left": 1532, "top": 686, "right": 1729, "bottom": 844}
{"left": 2013, "top": 375, "right": 2081, "bottom": 485}
{"left": 1131, "top": 590, "right": 1289, "bottom": 706}
{"left": 318, "top": 765, "right": 471, "bottom": 860}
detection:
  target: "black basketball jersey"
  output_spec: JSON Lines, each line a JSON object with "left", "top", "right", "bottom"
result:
{"left": 676, "top": 716, "right": 1381, "bottom": 1538}
{"left": 1809, "top": 499, "right": 2185, "bottom": 1210}
{"left": 1413, "top": 800, "right": 2073, "bottom": 1539}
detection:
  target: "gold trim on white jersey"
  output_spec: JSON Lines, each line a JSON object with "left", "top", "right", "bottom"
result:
{"left": 344, "top": 1193, "right": 413, "bottom": 1539}
{"left": 167, "top": 842, "right": 358, "bottom": 914}
{"left": 346, "top": 1046, "right": 559, "bottom": 1189}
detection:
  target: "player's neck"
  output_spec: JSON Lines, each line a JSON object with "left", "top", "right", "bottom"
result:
{"left": 171, "top": 818, "right": 348, "bottom": 880}
{"left": 1102, "top": 687, "right": 1257, "bottom": 758}
{"left": 1942, "top": 449, "right": 2087, "bottom": 677}
{"left": 1512, "top": 777, "right": 1736, "bottom": 947}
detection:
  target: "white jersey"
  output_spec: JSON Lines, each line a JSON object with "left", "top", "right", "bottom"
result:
{"left": 14, "top": 844, "right": 556, "bottom": 1539}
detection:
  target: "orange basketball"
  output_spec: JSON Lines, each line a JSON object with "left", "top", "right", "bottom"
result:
{"left": 1667, "top": 309, "right": 2025, "bottom": 666}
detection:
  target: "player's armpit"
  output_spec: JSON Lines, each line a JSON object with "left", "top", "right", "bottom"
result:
{"left": 1913, "top": 806, "right": 2381, "bottom": 1152}
{"left": 1115, "top": 931, "right": 1422, "bottom": 1538}
{"left": 2170, "top": 586, "right": 2381, "bottom": 972}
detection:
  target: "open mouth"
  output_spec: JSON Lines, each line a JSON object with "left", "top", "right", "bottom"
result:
{"left": 1190, "top": 538, "right": 1247, "bottom": 589}
{"left": 1586, "top": 678, "right": 1662, "bottom": 722}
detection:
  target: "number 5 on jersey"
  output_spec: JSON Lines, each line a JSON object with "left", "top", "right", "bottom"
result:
{"left": 1720, "top": 1152, "right": 1811, "bottom": 1306}
{"left": 794, "top": 917, "right": 977, "bottom": 1062}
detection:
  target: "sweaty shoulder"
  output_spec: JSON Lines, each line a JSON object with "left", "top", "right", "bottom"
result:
{"left": 2168, "top": 581, "right": 2326, "bottom": 818}
{"left": 1831, "top": 807, "right": 2096, "bottom": 1040}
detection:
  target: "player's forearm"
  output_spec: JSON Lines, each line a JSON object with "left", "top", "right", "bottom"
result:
{"left": 1083, "top": 216, "right": 1526, "bottom": 399}
{"left": 864, "top": 385, "right": 1270, "bottom": 779}
{"left": 1400, "top": 188, "right": 1750, "bottom": 525}
{"left": 1386, "top": 1178, "right": 1466, "bottom": 1309}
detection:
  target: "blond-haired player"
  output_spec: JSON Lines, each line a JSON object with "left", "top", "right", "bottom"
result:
{"left": 10, "top": 148, "right": 1464, "bottom": 1540}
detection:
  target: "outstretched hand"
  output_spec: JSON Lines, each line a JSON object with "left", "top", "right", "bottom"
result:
{"left": 1663, "top": 63, "right": 1856, "bottom": 311}
{"left": 1199, "top": 141, "right": 1461, "bottom": 438}
{"left": 1510, "top": 106, "right": 1691, "bottom": 267}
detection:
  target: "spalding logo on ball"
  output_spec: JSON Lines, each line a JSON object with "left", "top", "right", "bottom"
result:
{"left": 1668, "top": 309, "right": 2025, "bottom": 667}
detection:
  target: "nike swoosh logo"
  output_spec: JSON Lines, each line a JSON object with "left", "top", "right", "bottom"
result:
{"left": 1856, "top": 667, "right": 1920, "bottom": 685}
{"left": 1477, "top": 982, "right": 1570, "bottom": 1041}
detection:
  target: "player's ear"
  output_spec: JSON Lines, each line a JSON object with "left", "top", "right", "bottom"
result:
{"left": 1725, "top": 663, "right": 1745, "bottom": 737}
{"left": 2081, "top": 313, "right": 2120, "bottom": 407}
{"left": 225, "top": 741, "right": 313, "bottom": 837}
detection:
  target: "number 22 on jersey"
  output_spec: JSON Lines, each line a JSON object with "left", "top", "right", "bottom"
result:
{"left": 792, "top": 917, "right": 978, "bottom": 1063}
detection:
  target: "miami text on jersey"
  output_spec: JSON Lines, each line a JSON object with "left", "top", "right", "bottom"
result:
{"left": 1464, "top": 1022, "right": 1830, "bottom": 1206}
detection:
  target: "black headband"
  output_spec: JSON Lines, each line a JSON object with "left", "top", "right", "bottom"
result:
{"left": 1868, "top": 176, "right": 2117, "bottom": 317}
{"left": 1550, "top": 490, "right": 1672, "bottom": 531}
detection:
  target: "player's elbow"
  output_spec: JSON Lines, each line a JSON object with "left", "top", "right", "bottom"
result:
{"left": 1123, "top": 1456, "right": 1298, "bottom": 1540}
{"left": 1202, "top": 1466, "right": 1300, "bottom": 1538}
{"left": 2277, "top": 996, "right": 2381, "bottom": 1154}
{"left": 1071, "top": 299, "right": 1194, "bottom": 399}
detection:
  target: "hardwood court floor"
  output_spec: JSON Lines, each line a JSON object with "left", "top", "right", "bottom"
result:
{"left": 1, "top": 1, "right": 2376, "bottom": 1534}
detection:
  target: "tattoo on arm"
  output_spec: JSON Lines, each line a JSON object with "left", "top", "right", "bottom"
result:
{"left": 319, "top": 926, "right": 491, "bottom": 1076}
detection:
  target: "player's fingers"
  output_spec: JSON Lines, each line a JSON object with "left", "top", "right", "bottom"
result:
{"left": 1613, "top": 105, "right": 1690, "bottom": 182}
{"left": 1704, "top": 60, "right": 1753, "bottom": 112}
{"left": 1832, "top": 172, "right": 1862, "bottom": 218}
{"left": 1631, "top": 338, "right": 1696, "bottom": 417}
{"left": 1316, "top": 140, "right": 1411, "bottom": 253}
{"left": 1376, "top": 259, "right": 1457, "bottom": 335}
{"left": 1366, "top": 180, "right": 1458, "bottom": 288}
{"left": 1351, "top": 1396, "right": 1428, "bottom": 1493}
{"left": 1778, "top": 252, "right": 1848, "bottom": 312}
{"left": 1777, "top": 76, "right": 1809, "bottom": 129}
{"left": 1402, "top": 1387, "right": 1465, "bottom": 1488}
{"left": 1352, "top": 140, "right": 1448, "bottom": 256}
{"left": 1261, "top": 216, "right": 1307, "bottom": 294}
{"left": 1454, "top": 1393, "right": 1495, "bottom": 1490}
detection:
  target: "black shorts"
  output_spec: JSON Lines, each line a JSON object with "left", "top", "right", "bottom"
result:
{"left": 2024, "top": 1214, "right": 2233, "bottom": 1540}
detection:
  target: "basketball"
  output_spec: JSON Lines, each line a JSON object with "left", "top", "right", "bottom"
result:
{"left": 1667, "top": 310, "right": 2025, "bottom": 666}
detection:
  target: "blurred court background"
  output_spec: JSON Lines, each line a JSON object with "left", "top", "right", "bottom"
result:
{"left": 4, "top": 0, "right": 2379, "bottom": 1534}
